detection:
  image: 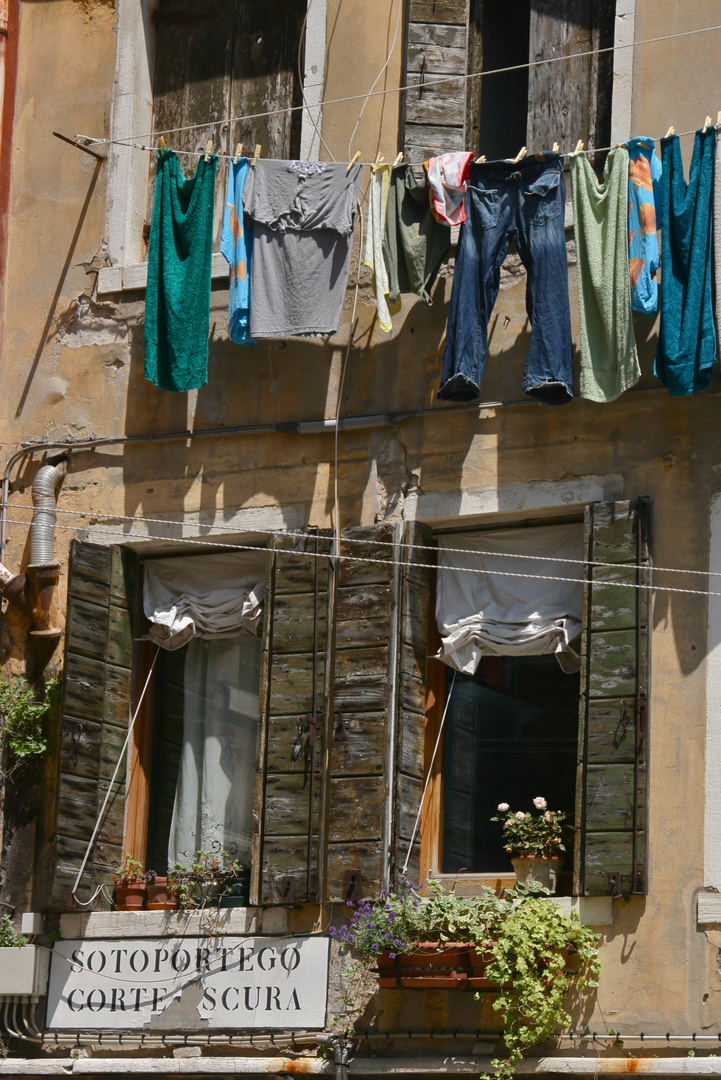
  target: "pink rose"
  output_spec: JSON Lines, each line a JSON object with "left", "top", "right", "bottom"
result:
{"left": 497, "top": 802, "right": 510, "bottom": 812}
{"left": 515, "top": 811, "right": 526, "bottom": 820}
{"left": 533, "top": 797, "right": 547, "bottom": 810}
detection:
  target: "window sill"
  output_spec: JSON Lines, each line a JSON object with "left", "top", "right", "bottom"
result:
{"left": 697, "top": 891, "right": 721, "bottom": 924}
{"left": 97, "top": 252, "right": 229, "bottom": 296}
{"left": 58, "top": 906, "right": 289, "bottom": 939}
{"left": 427, "top": 876, "right": 613, "bottom": 927}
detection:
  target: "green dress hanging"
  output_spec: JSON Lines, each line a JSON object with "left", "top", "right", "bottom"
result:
{"left": 144, "top": 149, "right": 217, "bottom": 392}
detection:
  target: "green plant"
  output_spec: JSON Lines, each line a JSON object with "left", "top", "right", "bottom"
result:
{"left": 111, "top": 853, "right": 145, "bottom": 885}
{"left": 0, "top": 913, "right": 27, "bottom": 948}
{"left": 168, "top": 850, "right": 246, "bottom": 909}
{"left": 491, "top": 797, "right": 568, "bottom": 859}
{"left": 0, "top": 676, "right": 60, "bottom": 778}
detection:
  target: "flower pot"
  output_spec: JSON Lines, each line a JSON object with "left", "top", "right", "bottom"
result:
{"left": 511, "top": 856, "right": 560, "bottom": 892}
{"left": 376, "top": 942, "right": 496, "bottom": 990}
{"left": 114, "top": 882, "right": 146, "bottom": 910}
{"left": 146, "top": 876, "right": 177, "bottom": 911}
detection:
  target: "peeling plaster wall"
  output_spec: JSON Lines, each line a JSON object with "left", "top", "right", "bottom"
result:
{"left": 0, "top": 0, "right": 720, "bottom": 1044}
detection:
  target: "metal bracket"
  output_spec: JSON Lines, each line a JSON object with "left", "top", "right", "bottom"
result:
{"left": 334, "top": 713, "right": 347, "bottom": 742}
{"left": 608, "top": 871, "right": 623, "bottom": 899}
{"left": 344, "top": 870, "right": 363, "bottom": 904}
{"left": 281, "top": 876, "right": 296, "bottom": 906}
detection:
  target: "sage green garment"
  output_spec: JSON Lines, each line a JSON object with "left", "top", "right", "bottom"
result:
{"left": 383, "top": 164, "right": 451, "bottom": 307}
{"left": 570, "top": 148, "right": 639, "bottom": 402}
{"left": 144, "top": 150, "right": 218, "bottom": 392}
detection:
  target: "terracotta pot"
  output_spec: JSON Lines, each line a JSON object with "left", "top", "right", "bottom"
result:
{"left": 114, "top": 882, "right": 146, "bottom": 911}
{"left": 146, "top": 877, "right": 177, "bottom": 911}
{"left": 376, "top": 942, "right": 495, "bottom": 990}
{"left": 511, "top": 855, "right": 561, "bottom": 892}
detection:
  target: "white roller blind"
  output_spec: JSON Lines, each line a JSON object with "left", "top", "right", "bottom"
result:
{"left": 436, "top": 523, "right": 584, "bottom": 674}
{"left": 143, "top": 549, "right": 267, "bottom": 651}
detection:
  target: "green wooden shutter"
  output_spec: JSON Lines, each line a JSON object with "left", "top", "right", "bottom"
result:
{"left": 51, "top": 542, "right": 138, "bottom": 908}
{"left": 252, "top": 531, "right": 334, "bottom": 905}
{"left": 575, "top": 498, "right": 651, "bottom": 896}
{"left": 402, "top": 0, "right": 470, "bottom": 162}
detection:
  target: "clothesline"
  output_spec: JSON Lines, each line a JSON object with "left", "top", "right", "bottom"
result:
{"left": 71, "top": 126, "right": 705, "bottom": 165}
{"left": 9, "top": 514, "right": 720, "bottom": 599}
{"left": 75, "top": 21, "right": 721, "bottom": 148}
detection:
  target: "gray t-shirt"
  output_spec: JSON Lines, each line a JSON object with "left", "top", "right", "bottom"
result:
{"left": 242, "top": 160, "right": 363, "bottom": 338}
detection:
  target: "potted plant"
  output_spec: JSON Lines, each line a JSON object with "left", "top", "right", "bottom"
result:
{"left": 112, "top": 854, "right": 146, "bottom": 910}
{"left": 332, "top": 878, "right": 600, "bottom": 1080}
{"left": 144, "top": 870, "right": 177, "bottom": 911}
{"left": 491, "top": 797, "right": 567, "bottom": 892}
{"left": 168, "top": 850, "right": 249, "bottom": 909}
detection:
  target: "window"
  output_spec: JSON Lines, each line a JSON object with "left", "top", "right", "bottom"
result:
{"left": 423, "top": 499, "right": 651, "bottom": 897}
{"left": 402, "top": 0, "right": 617, "bottom": 163}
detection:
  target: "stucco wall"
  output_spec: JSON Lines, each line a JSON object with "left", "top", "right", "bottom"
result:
{"left": 0, "top": 0, "right": 720, "bottom": 1046}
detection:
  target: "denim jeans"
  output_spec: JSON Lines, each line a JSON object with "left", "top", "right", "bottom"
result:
{"left": 438, "top": 154, "right": 573, "bottom": 405}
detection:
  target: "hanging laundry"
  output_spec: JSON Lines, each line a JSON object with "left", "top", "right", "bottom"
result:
{"left": 220, "top": 156, "right": 255, "bottom": 346}
{"left": 424, "top": 151, "right": 474, "bottom": 226}
{"left": 144, "top": 150, "right": 217, "bottom": 392}
{"left": 656, "top": 129, "right": 717, "bottom": 395}
{"left": 713, "top": 124, "right": 721, "bottom": 351}
{"left": 242, "top": 160, "right": 362, "bottom": 338}
{"left": 570, "top": 147, "right": 639, "bottom": 403}
{"left": 383, "top": 164, "right": 451, "bottom": 310}
{"left": 438, "top": 153, "right": 573, "bottom": 405}
{"left": 626, "top": 136, "right": 662, "bottom": 315}
{"left": 363, "top": 163, "right": 397, "bottom": 333}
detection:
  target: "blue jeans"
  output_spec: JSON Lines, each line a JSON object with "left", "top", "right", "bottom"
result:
{"left": 438, "top": 154, "right": 573, "bottom": 405}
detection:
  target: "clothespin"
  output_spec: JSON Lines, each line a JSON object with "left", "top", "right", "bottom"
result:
{"left": 159, "top": 135, "right": 167, "bottom": 152}
{"left": 391, "top": 152, "right": 403, "bottom": 168}
{"left": 703, "top": 115, "right": 713, "bottom": 132}
{"left": 252, "top": 144, "right": 262, "bottom": 167}
{"left": 717, "top": 111, "right": 721, "bottom": 125}
{"left": 374, "top": 151, "right": 385, "bottom": 166}
{"left": 664, "top": 126, "right": 675, "bottom": 139}
{"left": 475, "top": 154, "right": 486, "bottom": 164}
{"left": 346, "top": 150, "right": 361, "bottom": 174}
{"left": 204, "top": 140, "right": 213, "bottom": 163}
{"left": 233, "top": 142, "right": 243, "bottom": 164}
{"left": 513, "top": 146, "right": 527, "bottom": 163}
{"left": 552, "top": 142, "right": 559, "bottom": 153}
{"left": 570, "top": 140, "right": 584, "bottom": 158}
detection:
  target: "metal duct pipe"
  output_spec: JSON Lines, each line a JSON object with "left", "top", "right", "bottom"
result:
{"left": 28, "top": 461, "right": 66, "bottom": 568}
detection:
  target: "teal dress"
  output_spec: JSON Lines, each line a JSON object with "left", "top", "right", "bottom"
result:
{"left": 144, "top": 150, "right": 217, "bottom": 392}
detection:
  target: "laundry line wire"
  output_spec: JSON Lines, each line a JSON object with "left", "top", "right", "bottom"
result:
{"left": 7, "top": 514, "right": 719, "bottom": 599}
{"left": 75, "top": 21, "right": 721, "bottom": 149}
{"left": 0, "top": 503, "right": 701, "bottom": 580}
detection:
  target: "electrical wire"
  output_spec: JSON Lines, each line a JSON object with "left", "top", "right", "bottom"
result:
{"left": 2, "top": 515, "right": 716, "bottom": 598}
{"left": 76, "top": 22, "right": 721, "bottom": 149}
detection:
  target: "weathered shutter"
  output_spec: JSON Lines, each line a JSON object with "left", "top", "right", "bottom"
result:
{"left": 401, "top": 0, "right": 470, "bottom": 162}
{"left": 51, "top": 542, "right": 138, "bottom": 908}
{"left": 252, "top": 531, "right": 333, "bottom": 905}
{"left": 575, "top": 498, "right": 651, "bottom": 896}
{"left": 526, "top": 0, "right": 615, "bottom": 154}
{"left": 150, "top": 0, "right": 305, "bottom": 250}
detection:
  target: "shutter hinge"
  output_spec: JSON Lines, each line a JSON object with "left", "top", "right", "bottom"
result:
{"left": 637, "top": 698, "right": 648, "bottom": 745}
{"left": 281, "top": 876, "right": 296, "bottom": 906}
{"left": 334, "top": 713, "right": 347, "bottom": 741}
{"left": 344, "top": 870, "right": 363, "bottom": 904}
{"left": 608, "top": 871, "right": 623, "bottom": 899}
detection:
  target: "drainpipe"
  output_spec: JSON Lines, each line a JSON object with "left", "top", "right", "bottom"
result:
{"left": 0, "top": 460, "right": 66, "bottom": 640}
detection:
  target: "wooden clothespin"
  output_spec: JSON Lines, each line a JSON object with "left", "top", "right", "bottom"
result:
{"left": 475, "top": 154, "right": 486, "bottom": 163}
{"left": 717, "top": 111, "right": 721, "bottom": 125}
{"left": 159, "top": 135, "right": 167, "bottom": 152}
{"left": 664, "top": 126, "right": 675, "bottom": 139}
{"left": 570, "top": 140, "right": 584, "bottom": 158}
{"left": 552, "top": 141, "right": 559, "bottom": 153}
{"left": 204, "top": 140, "right": 213, "bottom": 163}
{"left": 513, "top": 146, "right": 527, "bottom": 163}
{"left": 703, "top": 115, "right": 713, "bottom": 133}
{"left": 233, "top": 142, "right": 243, "bottom": 164}
{"left": 391, "top": 152, "right": 403, "bottom": 168}
{"left": 346, "top": 150, "right": 361, "bottom": 174}
{"left": 252, "top": 144, "right": 262, "bottom": 167}
{"left": 374, "top": 151, "right": 385, "bottom": 167}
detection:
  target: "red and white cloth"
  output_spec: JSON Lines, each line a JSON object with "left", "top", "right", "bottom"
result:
{"left": 423, "top": 151, "right": 474, "bottom": 226}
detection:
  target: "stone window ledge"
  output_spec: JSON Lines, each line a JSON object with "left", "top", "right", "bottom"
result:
{"left": 697, "top": 891, "right": 721, "bottom": 924}
{"left": 58, "top": 906, "right": 289, "bottom": 940}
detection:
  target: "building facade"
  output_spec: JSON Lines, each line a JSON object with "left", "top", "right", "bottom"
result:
{"left": 1, "top": 0, "right": 721, "bottom": 1075}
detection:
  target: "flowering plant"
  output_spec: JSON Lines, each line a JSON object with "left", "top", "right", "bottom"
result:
{"left": 491, "top": 797, "right": 567, "bottom": 860}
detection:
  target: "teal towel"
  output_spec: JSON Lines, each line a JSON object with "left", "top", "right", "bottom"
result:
{"left": 570, "top": 147, "right": 639, "bottom": 402}
{"left": 144, "top": 150, "right": 217, "bottom": 392}
{"left": 655, "top": 130, "right": 717, "bottom": 395}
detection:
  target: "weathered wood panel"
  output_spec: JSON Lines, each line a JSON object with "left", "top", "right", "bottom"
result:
{"left": 404, "top": 124, "right": 465, "bottom": 161}
{"left": 586, "top": 699, "right": 636, "bottom": 764}
{"left": 409, "top": 0, "right": 468, "bottom": 25}
{"left": 263, "top": 773, "right": 321, "bottom": 837}
{"left": 398, "top": 713, "right": 424, "bottom": 779}
{"left": 585, "top": 629, "right": 642, "bottom": 699}
{"left": 266, "top": 715, "right": 313, "bottom": 775}
{"left": 68, "top": 544, "right": 111, "bottom": 606}
{"left": 409, "top": 22, "right": 466, "bottom": 49}
{"left": 338, "top": 526, "right": 396, "bottom": 588}
{"left": 583, "top": 831, "right": 644, "bottom": 896}
{"left": 585, "top": 764, "right": 645, "bottom": 831}
{"left": 59, "top": 716, "right": 127, "bottom": 783}
{"left": 65, "top": 598, "right": 109, "bottom": 662}
{"left": 261, "top": 836, "right": 316, "bottom": 903}
{"left": 328, "top": 779, "right": 385, "bottom": 843}
{"left": 330, "top": 713, "right": 386, "bottom": 777}
{"left": 336, "top": 585, "right": 392, "bottom": 647}
{"left": 405, "top": 79, "right": 466, "bottom": 127}
{"left": 527, "top": 0, "right": 593, "bottom": 153}
{"left": 408, "top": 42, "right": 467, "bottom": 76}
{"left": 327, "top": 842, "right": 383, "bottom": 901}
{"left": 271, "top": 592, "right": 328, "bottom": 654}
{"left": 268, "top": 652, "right": 327, "bottom": 716}
{"left": 334, "top": 647, "right": 390, "bottom": 712}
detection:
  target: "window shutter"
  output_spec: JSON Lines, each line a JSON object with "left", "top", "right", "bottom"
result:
{"left": 575, "top": 498, "right": 651, "bottom": 896}
{"left": 51, "top": 542, "right": 138, "bottom": 908}
{"left": 252, "top": 531, "right": 334, "bottom": 905}
{"left": 402, "top": 0, "right": 470, "bottom": 162}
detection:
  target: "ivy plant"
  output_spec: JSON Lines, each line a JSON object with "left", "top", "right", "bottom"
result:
{"left": 0, "top": 676, "right": 60, "bottom": 779}
{"left": 0, "top": 913, "right": 27, "bottom": 948}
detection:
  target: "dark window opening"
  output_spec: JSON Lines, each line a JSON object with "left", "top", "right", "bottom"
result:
{"left": 442, "top": 654, "right": 579, "bottom": 875}
{"left": 476, "top": 0, "right": 531, "bottom": 161}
